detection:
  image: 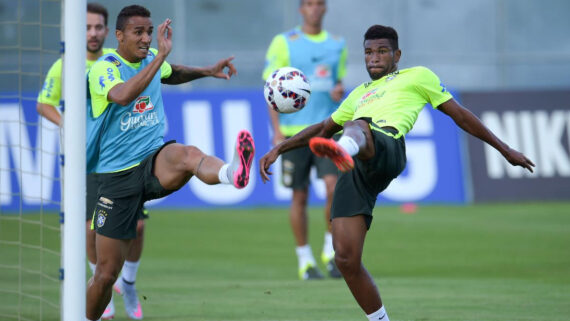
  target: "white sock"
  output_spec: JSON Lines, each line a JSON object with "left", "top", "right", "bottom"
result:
{"left": 121, "top": 260, "right": 140, "bottom": 284}
{"left": 88, "top": 261, "right": 96, "bottom": 275}
{"left": 337, "top": 135, "right": 360, "bottom": 156}
{"left": 322, "top": 232, "right": 334, "bottom": 260}
{"left": 218, "top": 164, "right": 231, "bottom": 184}
{"left": 295, "top": 244, "right": 317, "bottom": 270}
{"left": 367, "top": 306, "right": 389, "bottom": 321}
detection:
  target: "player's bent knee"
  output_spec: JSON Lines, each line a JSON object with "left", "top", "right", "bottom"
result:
{"left": 181, "top": 145, "right": 206, "bottom": 171}
{"left": 182, "top": 145, "right": 202, "bottom": 157}
{"left": 161, "top": 144, "right": 201, "bottom": 170}
{"left": 334, "top": 248, "right": 360, "bottom": 275}
{"left": 94, "top": 269, "right": 118, "bottom": 288}
{"left": 343, "top": 120, "right": 357, "bottom": 129}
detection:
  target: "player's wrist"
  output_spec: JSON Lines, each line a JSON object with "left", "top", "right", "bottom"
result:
{"left": 155, "top": 51, "right": 168, "bottom": 61}
{"left": 499, "top": 144, "right": 512, "bottom": 157}
{"left": 204, "top": 65, "right": 217, "bottom": 77}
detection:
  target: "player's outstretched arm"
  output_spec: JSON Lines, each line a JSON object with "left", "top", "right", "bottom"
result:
{"left": 163, "top": 57, "right": 237, "bottom": 85}
{"left": 259, "top": 117, "right": 341, "bottom": 182}
{"left": 438, "top": 98, "right": 535, "bottom": 172}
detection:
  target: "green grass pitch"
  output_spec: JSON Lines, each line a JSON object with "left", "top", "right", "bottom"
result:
{"left": 1, "top": 202, "right": 569, "bottom": 320}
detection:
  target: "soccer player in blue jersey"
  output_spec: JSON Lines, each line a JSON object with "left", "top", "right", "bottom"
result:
{"left": 263, "top": 0, "right": 346, "bottom": 280}
{"left": 84, "top": 5, "right": 255, "bottom": 321}
{"left": 36, "top": 3, "right": 149, "bottom": 319}
{"left": 260, "top": 25, "right": 534, "bottom": 320}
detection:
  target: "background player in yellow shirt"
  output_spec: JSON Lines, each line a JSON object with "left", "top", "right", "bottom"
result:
{"left": 36, "top": 3, "right": 146, "bottom": 319}
{"left": 260, "top": 25, "right": 535, "bottom": 321}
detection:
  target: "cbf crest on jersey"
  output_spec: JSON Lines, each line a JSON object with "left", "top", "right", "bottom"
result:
{"left": 104, "top": 55, "right": 122, "bottom": 67}
{"left": 385, "top": 70, "right": 400, "bottom": 82}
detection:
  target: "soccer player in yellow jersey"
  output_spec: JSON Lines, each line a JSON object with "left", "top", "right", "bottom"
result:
{"left": 36, "top": 3, "right": 146, "bottom": 320}
{"left": 259, "top": 25, "right": 535, "bottom": 321}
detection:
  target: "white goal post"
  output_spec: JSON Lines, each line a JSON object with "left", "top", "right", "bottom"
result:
{"left": 62, "top": 0, "right": 86, "bottom": 320}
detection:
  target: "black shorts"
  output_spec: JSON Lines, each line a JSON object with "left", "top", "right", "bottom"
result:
{"left": 281, "top": 135, "right": 339, "bottom": 189}
{"left": 92, "top": 141, "right": 175, "bottom": 239}
{"left": 86, "top": 174, "right": 149, "bottom": 222}
{"left": 331, "top": 128, "right": 406, "bottom": 229}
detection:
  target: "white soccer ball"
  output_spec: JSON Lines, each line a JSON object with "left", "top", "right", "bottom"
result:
{"left": 264, "top": 67, "right": 311, "bottom": 114}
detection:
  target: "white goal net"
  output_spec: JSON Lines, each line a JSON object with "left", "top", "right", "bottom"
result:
{"left": 0, "top": 0, "right": 85, "bottom": 320}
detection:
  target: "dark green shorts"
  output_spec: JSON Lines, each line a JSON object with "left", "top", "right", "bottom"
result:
{"left": 331, "top": 128, "right": 406, "bottom": 229}
{"left": 87, "top": 174, "right": 149, "bottom": 222}
{"left": 281, "top": 135, "right": 339, "bottom": 189}
{"left": 92, "top": 141, "right": 175, "bottom": 239}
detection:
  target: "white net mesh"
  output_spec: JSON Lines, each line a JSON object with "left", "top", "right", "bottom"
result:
{"left": 0, "top": 0, "right": 62, "bottom": 320}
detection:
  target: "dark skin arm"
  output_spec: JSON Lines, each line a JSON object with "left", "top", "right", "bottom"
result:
{"left": 259, "top": 117, "right": 342, "bottom": 182}
{"left": 110, "top": 57, "right": 237, "bottom": 103}
{"left": 162, "top": 57, "right": 236, "bottom": 85}
{"left": 109, "top": 55, "right": 166, "bottom": 105}
{"left": 108, "top": 20, "right": 236, "bottom": 103}
{"left": 438, "top": 98, "right": 535, "bottom": 172}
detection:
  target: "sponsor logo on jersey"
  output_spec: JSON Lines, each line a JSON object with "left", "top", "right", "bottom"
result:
{"left": 43, "top": 78, "right": 54, "bottom": 98}
{"left": 106, "top": 68, "right": 115, "bottom": 82}
{"left": 120, "top": 111, "right": 160, "bottom": 132}
{"left": 361, "top": 88, "right": 379, "bottom": 102}
{"left": 315, "top": 65, "right": 331, "bottom": 78}
{"left": 104, "top": 55, "right": 122, "bottom": 67}
{"left": 357, "top": 88, "right": 385, "bottom": 110}
{"left": 133, "top": 96, "right": 154, "bottom": 114}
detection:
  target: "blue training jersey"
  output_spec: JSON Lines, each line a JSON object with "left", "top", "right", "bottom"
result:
{"left": 263, "top": 28, "right": 347, "bottom": 136}
{"left": 87, "top": 50, "right": 170, "bottom": 173}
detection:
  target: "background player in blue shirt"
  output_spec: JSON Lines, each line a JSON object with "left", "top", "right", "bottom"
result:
{"left": 262, "top": 0, "right": 347, "bottom": 280}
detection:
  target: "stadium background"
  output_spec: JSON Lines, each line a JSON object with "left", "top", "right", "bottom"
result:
{"left": 0, "top": 1, "right": 569, "bottom": 321}
{"left": 2, "top": 0, "right": 569, "bottom": 210}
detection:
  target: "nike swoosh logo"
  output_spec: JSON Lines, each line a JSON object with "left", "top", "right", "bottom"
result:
{"left": 378, "top": 313, "right": 386, "bottom": 320}
{"left": 311, "top": 56, "right": 325, "bottom": 62}
{"left": 300, "top": 89, "right": 311, "bottom": 94}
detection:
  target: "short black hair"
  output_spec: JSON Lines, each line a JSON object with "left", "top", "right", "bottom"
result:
{"left": 116, "top": 5, "right": 151, "bottom": 31}
{"left": 299, "top": 0, "right": 326, "bottom": 6}
{"left": 87, "top": 2, "right": 108, "bottom": 26}
{"left": 364, "top": 25, "right": 399, "bottom": 51}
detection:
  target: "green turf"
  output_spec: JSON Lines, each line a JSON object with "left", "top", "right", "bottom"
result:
{"left": 1, "top": 203, "right": 569, "bottom": 320}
